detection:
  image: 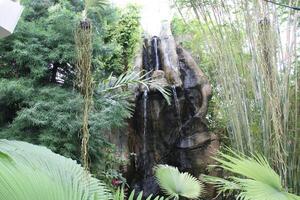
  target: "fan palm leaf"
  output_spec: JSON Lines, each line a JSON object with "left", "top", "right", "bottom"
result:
{"left": 0, "top": 140, "right": 112, "bottom": 200}
{"left": 154, "top": 164, "right": 203, "bottom": 199}
{"left": 236, "top": 178, "right": 300, "bottom": 200}
{"left": 202, "top": 149, "right": 300, "bottom": 200}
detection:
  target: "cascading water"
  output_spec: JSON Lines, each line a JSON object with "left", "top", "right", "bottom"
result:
{"left": 126, "top": 33, "right": 218, "bottom": 199}
{"left": 142, "top": 89, "right": 148, "bottom": 177}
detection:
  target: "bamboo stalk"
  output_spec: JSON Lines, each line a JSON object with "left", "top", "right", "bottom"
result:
{"left": 175, "top": 0, "right": 299, "bottom": 193}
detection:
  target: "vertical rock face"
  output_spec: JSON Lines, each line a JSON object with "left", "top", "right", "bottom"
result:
{"left": 126, "top": 24, "right": 219, "bottom": 198}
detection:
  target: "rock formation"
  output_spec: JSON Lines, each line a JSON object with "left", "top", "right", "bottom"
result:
{"left": 125, "top": 23, "right": 220, "bottom": 198}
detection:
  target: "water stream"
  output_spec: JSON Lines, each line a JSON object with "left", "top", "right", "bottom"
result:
{"left": 142, "top": 90, "right": 148, "bottom": 176}
{"left": 128, "top": 34, "right": 216, "bottom": 196}
{"left": 171, "top": 85, "right": 181, "bottom": 129}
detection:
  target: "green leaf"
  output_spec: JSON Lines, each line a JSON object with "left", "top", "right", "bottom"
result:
{"left": 203, "top": 149, "right": 300, "bottom": 200}
{"left": 154, "top": 164, "right": 203, "bottom": 199}
{"left": 128, "top": 190, "right": 135, "bottom": 200}
{"left": 0, "top": 140, "right": 112, "bottom": 200}
{"left": 136, "top": 191, "right": 143, "bottom": 200}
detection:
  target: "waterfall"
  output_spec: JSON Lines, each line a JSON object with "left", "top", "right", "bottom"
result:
{"left": 153, "top": 37, "right": 159, "bottom": 71}
{"left": 172, "top": 85, "right": 182, "bottom": 129}
{"left": 142, "top": 90, "right": 148, "bottom": 175}
{"left": 128, "top": 35, "right": 217, "bottom": 196}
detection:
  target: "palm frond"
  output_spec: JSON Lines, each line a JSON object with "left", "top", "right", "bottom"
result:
{"left": 98, "top": 71, "right": 171, "bottom": 104}
{"left": 148, "top": 80, "right": 171, "bottom": 105}
{"left": 98, "top": 71, "right": 149, "bottom": 93}
{"left": 85, "top": 0, "right": 108, "bottom": 10}
{"left": 0, "top": 140, "right": 112, "bottom": 200}
{"left": 154, "top": 164, "right": 203, "bottom": 199}
{"left": 202, "top": 175, "right": 240, "bottom": 195}
{"left": 214, "top": 150, "right": 281, "bottom": 189}
{"left": 235, "top": 178, "right": 300, "bottom": 200}
{"left": 203, "top": 149, "right": 300, "bottom": 200}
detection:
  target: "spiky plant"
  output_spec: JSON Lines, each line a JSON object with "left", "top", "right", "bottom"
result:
{"left": 0, "top": 139, "right": 111, "bottom": 200}
{"left": 154, "top": 164, "right": 203, "bottom": 199}
{"left": 202, "top": 150, "right": 300, "bottom": 200}
{"left": 114, "top": 188, "right": 166, "bottom": 200}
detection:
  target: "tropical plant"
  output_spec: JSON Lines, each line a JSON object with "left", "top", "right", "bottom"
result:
{"left": 98, "top": 70, "right": 171, "bottom": 104}
{"left": 202, "top": 150, "right": 300, "bottom": 200}
{"left": 154, "top": 164, "right": 203, "bottom": 199}
{"left": 0, "top": 139, "right": 111, "bottom": 200}
{"left": 0, "top": 79, "right": 133, "bottom": 179}
{"left": 114, "top": 188, "right": 165, "bottom": 200}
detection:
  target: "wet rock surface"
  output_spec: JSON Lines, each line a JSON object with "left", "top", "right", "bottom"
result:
{"left": 125, "top": 24, "right": 220, "bottom": 199}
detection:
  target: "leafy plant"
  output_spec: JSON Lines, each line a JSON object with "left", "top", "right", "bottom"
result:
{"left": 0, "top": 82, "right": 132, "bottom": 179}
{"left": 114, "top": 188, "right": 165, "bottom": 200}
{"left": 202, "top": 150, "right": 300, "bottom": 200}
{"left": 0, "top": 139, "right": 111, "bottom": 200}
{"left": 85, "top": 0, "right": 108, "bottom": 10}
{"left": 98, "top": 71, "right": 171, "bottom": 104}
{"left": 154, "top": 164, "right": 203, "bottom": 199}
{"left": 0, "top": 79, "right": 33, "bottom": 126}
{"left": 104, "top": 4, "right": 141, "bottom": 74}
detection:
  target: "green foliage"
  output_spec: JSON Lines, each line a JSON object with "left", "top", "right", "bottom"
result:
{"left": 0, "top": 79, "right": 33, "bottom": 126}
{"left": 0, "top": 0, "right": 80, "bottom": 83}
{"left": 0, "top": 0, "right": 125, "bottom": 84}
{"left": 0, "top": 79, "right": 133, "bottom": 178}
{"left": 0, "top": 139, "right": 111, "bottom": 200}
{"left": 114, "top": 188, "right": 166, "bottom": 200}
{"left": 0, "top": 71, "right": 165, "bottom": 183}
{"left": 202, "top": 150, "right": 300, "bottom": 200}
{"left": 1, "top": 85, "right": 83, "bottom": 156}
{"left": 85, "top": 0, "right": 108, "bottom": 10}
{"left": 0, "top": 0, "right": 141, "bottom": 183}
{"left": 154, "top": 164, "right": 203, "bottom": 199}
{"left": 98, "top": 71, "right": 171, "bottom": 104}
{"left": 103, "top": 5, "right": 141, "bottom": 75}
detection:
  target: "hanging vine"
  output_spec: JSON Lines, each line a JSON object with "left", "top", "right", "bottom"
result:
{"left": 75, "top": 18, "right": 93, "bottom": 171}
